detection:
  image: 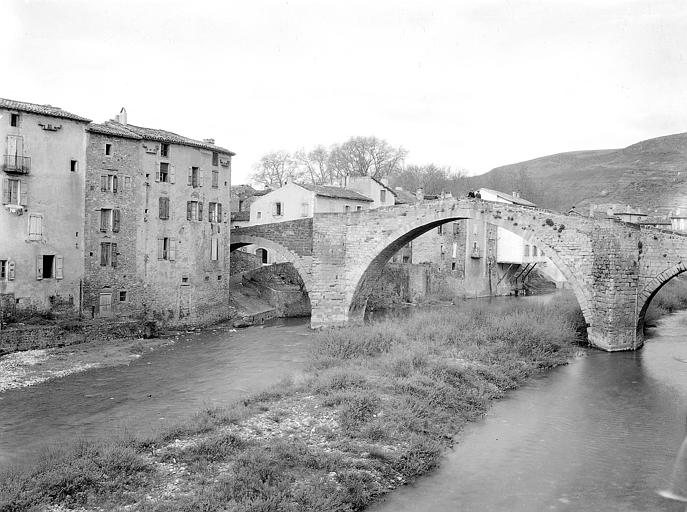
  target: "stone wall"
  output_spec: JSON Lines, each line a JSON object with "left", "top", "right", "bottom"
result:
{"left": 230, "top": 250, "right": 263, "bottom": 275}
{"left": 0, "top": 319, "right": 153, "bottom": 356}
{"left": 243, "top": 263, "right": 311, "bottom": 317}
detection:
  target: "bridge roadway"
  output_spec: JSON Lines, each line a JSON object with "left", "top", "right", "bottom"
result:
{"left": 231, "top": 197, "right": 687, "bottom": 352}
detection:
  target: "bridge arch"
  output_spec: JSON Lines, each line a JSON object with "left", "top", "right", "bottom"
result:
{"left": 636, "top": 262, "right": 687, "bottom": 334}
{"left": 346, "top": 210, "right": 592, "bottom": 326}
{"left": 230, "top": 235, "right": 313, "bottom": 294}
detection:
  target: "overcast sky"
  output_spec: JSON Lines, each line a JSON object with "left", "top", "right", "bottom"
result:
{"left": 3, "top": 0, "right": 687, "bottom": 183}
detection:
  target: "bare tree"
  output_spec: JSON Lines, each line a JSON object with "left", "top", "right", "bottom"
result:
{"left": 250, "top": 150, "right": 300, "bottom": 188}
{"left": 294, "top": 145, "right": 332, "bottom": 184}
{"left": 328, "top": 136, "right": 407, "bottom": 180}
{"left": 391, "top": 164, "right": 469, "bottom": 196}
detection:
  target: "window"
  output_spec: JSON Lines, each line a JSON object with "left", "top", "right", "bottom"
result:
{"left": 158, "top": 162, "right": 169, "bottom": 183}
{"left": 157, "top": 237, "right": 176, "bottom": 260}
{"left": 437, "top": 225, "right": 444, "bottom": 235}
{"left": 186, "top": 201, "right": 203, "bottom": 221}
{"left": 0, "top": 260, "right": 5, "bottom": 279}
{"left": 212, "top": 169, "right": 219, "bottom": 188}
{"left": 208, "top": 202, "right": 222, "bottom": 223}
{"left": 36, "top": 254, "right": 63, "bottom": 279}
{"left": 532, "top": 246, "right": 538, "bottom": 257}
{"left": 70, "top": 160, "right": 78, "bottom": 172}
{"left": 160, "top": 143, "right": 169, "bottom": 157}
{"left": 238, "top": 200, "right": 245, "bottom": 211}
{"left": 356, "top": 206, "right": 362, "bottom": 211}
{"left": 189, "top": 167, "right": 201, "bottom": 188}
{"left": 301, "top": 202, "right": 309, "bottom": 217}
{"left": 105, "top": 143, "right": 112, "bottom": 156}
{"left": 452, "top": 262, "right": 456, "bottom": 271}
{"left": 100, "top": 174, "right": 118, "bottom": 192}
{"left": 100, "top": 242, "right": 118, "bottom": 267}
{"left": 212, "top": 152, "right": 219, "bottom": 166}
{"left": 524, "top": 244, "right": 530, "bottom": 257}
{"left": 3, "top": 178, "right": 21, "bottom": 205}
{"left": 345, "top": 205, "right": 350, "bottom": 213}
{"left": 159, "top": 197, "right": 170, "bottom": 220}
{"left": 100, "top": 209, "right": 120, "bottom": 232}
{"left": 211, "top": 238, "right": 219, "bottom": 261}
{"left": 10, "top": 113, "right": 19, "bottom": 127}
{"left": 124, "top": 176, "right": 131, "bottom": 189}
{"left": 119, "top": 291, "right": 127, "bottom": 302}
{"left": 453, "top": 223, "right": 460, "bottom": 235}
{"left": 273, "top": 202, "right": 283, "bottom": 216}
{"left": 452, "top": 242, "right": 458, "bottom": 258}
{"left": 257, "top": 211, "right": 262, "bottom": 220}
{"left": 28, "top": 214, "right": 43, "bottom": 240}
{"left": 380, "top": 189, "right": 386, "bottom": 202}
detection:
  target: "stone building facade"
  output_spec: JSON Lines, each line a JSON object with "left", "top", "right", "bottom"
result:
{"left": 84, "top": 110, "right": 235, "bottom": 326}
{"left": 0, "top": 98, "right": 90, "bottom": 316}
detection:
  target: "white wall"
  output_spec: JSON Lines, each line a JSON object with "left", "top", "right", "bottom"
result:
{"left": 314, "top": 195, "right": 371, "bottom": 213}
{"left": 345, "top": 176, "right": 394, "bottom": 209}
{"left": 249, "top": 183, "right": 314, "bottom": 224}
{"left": 496, "top": 227, "right": 547, "bottom": 264}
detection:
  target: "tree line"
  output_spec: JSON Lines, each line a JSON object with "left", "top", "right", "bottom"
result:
{"left": 251, "top": 135, "right": 544, "bottom": 203}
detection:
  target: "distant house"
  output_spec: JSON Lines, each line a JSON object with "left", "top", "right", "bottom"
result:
{"left": 612, "top": 206, "right": 648, "bottom": 224}
{"left": 638, "top": 216, "right": 672, "bottom": 229}
{"left": 671, "top": 209, "right": 687, "bottom": 231}
{"left": 231, "top": 185, "right": 269, "bottom": 229}
{"left": 476, "top": 188, "right": 536, "bottom": 208}
{"left": 344, "top": 176, "right": 396, "bottom": 209}
{"left": 249, "top": 182, "right": 373, "bottom": 225}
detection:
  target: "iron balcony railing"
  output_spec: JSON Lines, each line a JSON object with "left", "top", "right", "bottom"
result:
{"left": 3, "top": 155, "right": 31, "bottom": 174}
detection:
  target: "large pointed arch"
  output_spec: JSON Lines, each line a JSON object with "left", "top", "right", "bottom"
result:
{"left": 636, "top": 261, "right": 687, "bottom": 334}
{"left": 346, "top": 213, "right": 592, "bottom": 327}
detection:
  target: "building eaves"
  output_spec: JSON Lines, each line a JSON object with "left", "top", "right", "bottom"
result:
{"left": 87, "top": 122, "right": 143, "bottom": 140}
{"left": 114, "top": 122, "right": 235, "bottom": 155}
{"left": 298, "top": 183, "right": 374, "bottom": 202}
{"left": 0, "top": 97, "right": 91, "bottom": 123}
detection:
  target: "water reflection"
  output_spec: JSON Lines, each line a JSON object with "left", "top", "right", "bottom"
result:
{"left": 371, "top": 310, "right": 687, "bottom": 512}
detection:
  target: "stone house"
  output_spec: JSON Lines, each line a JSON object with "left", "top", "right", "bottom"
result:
{"left": 249, "top": 182, "right": 373, "bottom": 225}
{"left": 343, "top": 176, "right": 396, "bottom": 209}
{"left": 83, "top": 109, "right": 235, "bottom": 326}
{"left": 230, "top": 185, "right": 270, "bottom": 229}
{"left": 0, "top": 98, "right": 90, "bottom": 316}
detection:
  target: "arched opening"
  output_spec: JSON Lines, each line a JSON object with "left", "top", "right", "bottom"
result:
{"left": 348, "top": 216, "right": 591, "bottom": 327}
{"left": 229, "top": 236, "right": 313, "bottom": 318}
{"left": 255, "top": 248, "right": 268, "bottom": 264}
{"left": 637, "top": 267, "right": 687, "bottom": 335}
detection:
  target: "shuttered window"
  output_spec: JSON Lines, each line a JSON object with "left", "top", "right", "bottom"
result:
{"left": 159, "top": 197, "right": 170, "bottom": 219}
{"left": 211, "top": 238, "right": 219, "bottom": 261}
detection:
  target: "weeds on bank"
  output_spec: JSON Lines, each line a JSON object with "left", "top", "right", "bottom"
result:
{"left": 645, "top": 275, "right": 687, "bottom": 326}
{"left": 0, "top": 294, "right": 586, "bottom": 512}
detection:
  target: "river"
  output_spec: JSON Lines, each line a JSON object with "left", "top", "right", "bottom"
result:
{"left": 0, "top": 318, "right": 314, "bottom": 469}
{"left": 1, "top": 302, "right": 686, "bottom": 511}
{"left": 371, "top": 309, "right": 687, "bottom": 512}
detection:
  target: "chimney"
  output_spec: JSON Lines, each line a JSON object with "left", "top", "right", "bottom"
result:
{"left": 203, "top": 138, "right": 215, "bottom": 144}
{"left": 116, "top": 107, "right": 127, "bottom": 125}
{"left": 416, "top": 188, "right": 424, "bottom": 201}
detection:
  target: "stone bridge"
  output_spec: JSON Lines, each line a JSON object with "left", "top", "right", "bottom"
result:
{"left": 231, "top": 197, "right": 687, "bottom": 352}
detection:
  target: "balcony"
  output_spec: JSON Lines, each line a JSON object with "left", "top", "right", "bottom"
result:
{"left": 3, "top": 155, "right": 31, "bottom": 174}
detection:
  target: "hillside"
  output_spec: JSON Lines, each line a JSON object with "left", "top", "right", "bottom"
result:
{"left": 469, "top": 132, "right": 687, "bottom": 213}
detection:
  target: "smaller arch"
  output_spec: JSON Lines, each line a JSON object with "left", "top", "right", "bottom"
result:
{"left": 230, "top": 235, "right": 313, "bottom": 294}
{"left": 637, "top": 262, "right": 687, "bottom": 334}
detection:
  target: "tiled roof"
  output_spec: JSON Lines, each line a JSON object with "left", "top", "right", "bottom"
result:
{"left": 394, "top": 189, "right": 418, "bottom": 204}
{"left": 88, "top": 120, "right": 235, "bottom": 155}
{"left": 0, "top": 97, "right": 91, "bottom": 123}
{"left": 370, "top": 177, "right": 398, "bottom": 197}
{"left": 298, "top": 183, "right": 373, "bottom": 202}
{"left": 88, "top": 122, "right": 143, "bottom": 140}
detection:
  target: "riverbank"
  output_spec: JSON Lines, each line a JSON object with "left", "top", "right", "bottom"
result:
{"left": 0, "top": 336, "right": 174, "bottom": 393}
{"left": 0, "top": 294, "right": 587, "bottom": 511}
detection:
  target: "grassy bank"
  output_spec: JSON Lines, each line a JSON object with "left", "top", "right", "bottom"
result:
{"left": 645, "top": 275, "right": 687, "bottom": 327}
{"left": 0, "top": 295, "right": 586, "bottom": 512}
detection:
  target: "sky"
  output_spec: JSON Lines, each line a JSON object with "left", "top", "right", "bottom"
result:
{"left": 2, "top": 0, "right": 687, "bottom": 184}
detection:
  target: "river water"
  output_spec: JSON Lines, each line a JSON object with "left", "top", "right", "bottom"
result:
{"left": 0, "top": 318, "right": 314, "bottom": 469}
{"left": 372, "top": 309, "right": 687, "bottom": 512}
{"left": 1, "top": 301, "right": 686, "bottom": 512}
